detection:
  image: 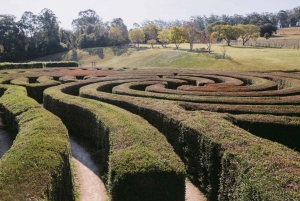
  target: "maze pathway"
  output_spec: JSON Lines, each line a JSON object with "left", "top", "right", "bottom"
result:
{"left": 0, "top": 67, "right": 300, "bottom": 200}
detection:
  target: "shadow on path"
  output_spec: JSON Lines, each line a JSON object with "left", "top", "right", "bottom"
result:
{"left": 69, "top": 136, "right": 108, "bottom": 201}
{"left": 0, "top": 130, "right": 13, "bottom": 158}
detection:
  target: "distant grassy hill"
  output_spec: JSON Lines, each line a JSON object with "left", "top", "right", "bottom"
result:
{"left": 34, "top": 43, "right": 300, "bottom": 71}
{"left": 276, "top": 27, "right": 300, "bottom": 35}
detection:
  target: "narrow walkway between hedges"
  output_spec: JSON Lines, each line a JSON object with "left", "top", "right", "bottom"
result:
{"left": 0, "top": 130, "right": 13, "bottom": 158}
{"left": 0, "top": 115, "right": 13, "bottom": 158}
{"left": 70, "top": 136, "right": 207, "bottom": 201}
{"left": 70, "top": 136, "right": 108, "bottom": 201}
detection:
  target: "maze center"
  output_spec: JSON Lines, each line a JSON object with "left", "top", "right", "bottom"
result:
{"left": 0, "top": 67, "right": 300, "bottom": 201}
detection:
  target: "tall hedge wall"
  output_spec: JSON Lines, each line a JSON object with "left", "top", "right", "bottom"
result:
{"left": 0, "top": 85, "right": 74, "bottom": 200}
{"left": 43, "top": 83, "right": 186, "bottom": 201}
{"left": 80, "top": 82, "right": 300, "bottom": 201}
{"left": 10, "top": 76, "right": 61, "bottom": 103}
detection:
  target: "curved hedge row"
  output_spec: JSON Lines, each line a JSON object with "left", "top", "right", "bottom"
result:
{"left": 80, "top": 82, "right": 300, "bottom": 201}
{"left": 10, "top": 76, "right": 61, "bottom": 103}
{"left": 1, "top": 67, "right": 300, "bottom": 200}
{"left": 0, "top": 85, "right": 74, "bottom": 200}
{"left": 43, "top": 82, "right": 186, "bottom": 201}
{"left": 108, "top": 78, "right": 300, "bottom": 108}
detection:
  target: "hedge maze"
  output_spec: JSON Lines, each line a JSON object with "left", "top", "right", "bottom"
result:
{"left": 0, "top": 66, "right": 300, "bottom": 200}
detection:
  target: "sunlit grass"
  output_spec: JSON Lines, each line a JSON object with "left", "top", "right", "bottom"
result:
{"left": 35, "top": 42, "right": 300, "bottom": 71}
{"left": 276, "top": 27, "right": 300, "bottom": 35}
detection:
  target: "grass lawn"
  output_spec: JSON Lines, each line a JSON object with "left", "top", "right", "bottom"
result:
{"left": 34, "top": 43, "right": 300, "bottom": 71}
{"left": 34, "top": 28, "right": 300, "bottom": 71}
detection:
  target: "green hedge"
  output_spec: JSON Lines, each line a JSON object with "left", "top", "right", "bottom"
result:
{"left": 230, "top": 114, "right": 300, "bottom": 151}
{"left": 44, "top": 62, "right": 79, "bottom": 68}
{"left": 0, "top": 61, "right": 78, "bottom": 70}
{"left": 10, "top": 76, "right": 61, "bottom": 103}
{"left": 80, "top": 82, "right": 300, "bottom": 201}
{"left": 0, "top": 85, "right": 74, "bottom": 200}
{"left": 0, "top": 62, "right": 44, "bottom": 69}
{"left": 43, "top": 83, "right": 186, "bottom": 201}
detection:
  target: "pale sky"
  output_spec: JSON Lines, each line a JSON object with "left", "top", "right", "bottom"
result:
{"left": 1, "top": 0, "right": 299, "bottom": 30}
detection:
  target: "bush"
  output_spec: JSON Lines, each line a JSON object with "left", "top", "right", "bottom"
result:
{"left": 44, "top": 82, "right": 186, "bottom": 201}
{"left": 10, "top": 76, "right": 60, "bottom": 103}
{"left": 0, "top": 61, "right": 78, "bottom": 70}
{"left": 0, "top": 85, "right": 74, "bottom": 200}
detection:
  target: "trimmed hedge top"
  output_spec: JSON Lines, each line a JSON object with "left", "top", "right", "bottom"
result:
{"left": 80, "top": 81, "right": 300, "bottom": 200}
{"left": 43, "top": 82, "right": 185, "bottom": 201}
{"left": 0, "top": 61, "right": 78, "bottom": 70}
{"left": 0, "top": 84, "right": 74, "bottom": 200}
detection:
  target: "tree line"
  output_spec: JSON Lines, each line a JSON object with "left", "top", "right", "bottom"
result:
{"left": 0, "top": 6, "right": 300, "bottom": 62}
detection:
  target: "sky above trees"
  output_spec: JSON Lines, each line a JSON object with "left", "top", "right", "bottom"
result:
{"left": 1, "top": 0, "right": 299, "bottom": 30}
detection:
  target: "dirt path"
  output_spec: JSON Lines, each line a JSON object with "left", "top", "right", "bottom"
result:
{"left": 72, "top": 157, "right": 108, "bottom": 201}
{"left": 70, "top": 137, "right": 108, "bottom": 201}
{"left": 185, "top": 181, "right": 207, "bottom": 201}
{"left": 70, "top": 136, "right": 207, "bottom": 201}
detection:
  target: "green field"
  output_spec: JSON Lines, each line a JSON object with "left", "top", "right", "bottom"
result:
{"left": 34, "top": 43, "right": 300, "bottom": 71}
{"left": 32, "top": 26, "right": 300, "bottom": 72}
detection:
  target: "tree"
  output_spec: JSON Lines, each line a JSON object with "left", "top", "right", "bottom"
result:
{"left": 37, "top": 8, "right": 60, "bottom": 40}
{"left": 78, "top": 9, "right": 101, "bottom": 25}
{"left": 141, "top": 19, "right": 169, "bottom": 29}
{"left": 229, "top": 14, "right": 245, "bottom": 25}
{"left": 0, "top": 14, "right": 27, "bottom": 61}
{"left": 111, "top": 18, "right": 128, "bottom": 42}
{"left": 60, "top": 28, "right": 76, "bottom": 49}
{"left": 167, "top": 26, "right": 187, "bottom": 49}
{"left": 190, "top": 16, "right": 206, "bottom": 30}
{"left": 204, "top": 14, "right": 221, "bottom": 25}
{"left": 147, "top": 39, "right": 156, "bottom": 48}
{"left": 259, "top": 23, "right": 277, "bottom": 37}
{"left": 35, "top": 8, "right": 65, "bottom": 56}
{"left": 242, "top": 12, "right": 270, "bottom": 26}
{"left": 200, "top": 32, "right": 215, "bottom": 53}
{"left": 293, "top": 6, "right": 300, "bottom": 25}
{"left": 266, "top": 12, "right": 278, "bottom": 26}
{"left": 183, "top": 21, "right": 201, "bottom": 51}
{"left": 142, "top": 24, "right": 160, "bottom": 42}
{"left": 158, "top": 29, "right": 169, "bottom": 48}
{"left": 19, "top": 11, "right": 37, "bottom": 37}
{"left": 108, "top": 27, "right": 124, "bottom": 46}
{"left": 264, "top": 33, "right": 270, "bottom": 39}
{"left": 128, "top": 28, "right": 145, "bottom": 47}
{"left": 72, "top": 10, "right": 109, "bottom": 48}
{"left": 277, "top": 10, "right": 288, "bottom": 27}
{"left": 205, "top": 21, "right": 229, "bottom": 36}
{"left": 221, "top": 46, "right": 227, "bottom": 59}
{"left": 72, "top": 10, "right": 103, "bottom": 36}
{"left": 237, "top": 24, "right": 259, "bottom": 45}
{"left": 133, "top": 23, "right": 140, "bottom": 28}
{"left": 212, "top": 25, "right": 241, "bottom": 46}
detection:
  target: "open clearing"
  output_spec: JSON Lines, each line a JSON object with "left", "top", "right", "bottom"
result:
{"left": 35, "top": 43, "right": 300, "bottom": 71}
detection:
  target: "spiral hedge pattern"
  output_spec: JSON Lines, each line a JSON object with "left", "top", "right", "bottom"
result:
{"left": 0, "top": 67, "right": 300, "bottom": 201}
